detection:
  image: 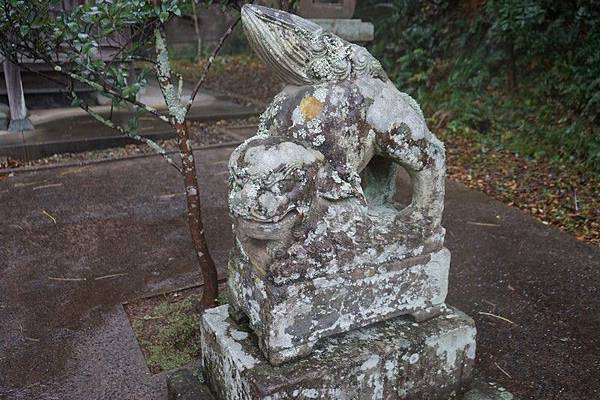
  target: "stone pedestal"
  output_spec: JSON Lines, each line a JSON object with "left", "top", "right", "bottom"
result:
{"left": 201, "top": 305, "right": 476, "bottom": 400}
{"left": 228, "top": 246, "right": 450, "bottom": 365}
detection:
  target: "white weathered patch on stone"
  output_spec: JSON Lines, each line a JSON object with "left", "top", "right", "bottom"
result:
{"left": 313, "top": 86, "right": 329, "bottom": 102}
{"left": 202, "top": 305, "right": 259, "bottom": 371}
{"left": 230, "top": 329, "right": 249, "bottom": 341}
{"left": 312, "top": 134, "right": 325, "bottom": 147}
{"left": 361, "top": 354, "right": 380, "bottom": 370}
{"left": 365, "top": 83, "right": 427, "bottom": 141}
{"left": 425, "top": 323, "right": 477, "bottom": 372}
{"left": 243, "top": 142, "right": 321, "bottom": 175}
{"left": 202, "top": 304, "right": 476, "bottom": 400}
{"left": 409, "top": 353, "right": 420, "bottom": 364}
{"left": 291, "top": 104, "right": 305, "bottom": 126}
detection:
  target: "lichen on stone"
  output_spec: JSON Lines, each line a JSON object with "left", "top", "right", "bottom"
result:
{"left": 219, "top": 4, "right": 465, "bottom": 374}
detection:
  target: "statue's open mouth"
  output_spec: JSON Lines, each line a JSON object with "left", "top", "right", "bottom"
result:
{"left": 236, "top": 209, "right": 299, "bottom": 240}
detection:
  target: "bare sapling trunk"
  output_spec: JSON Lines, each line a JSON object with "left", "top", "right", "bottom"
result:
{"left": 176, "top": 121, "right": 219, "bottom": 308}
{"left": 507, "top": 40, "right": 517, "bottom": 90}
{"left": 190, "top": 0, "right": 203, "bottom": 59}
{"left": 154, "top": 26, "right": 218, "bottom": 309}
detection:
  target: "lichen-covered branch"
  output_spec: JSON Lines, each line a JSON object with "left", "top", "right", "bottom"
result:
{"left": 69, "top": 92, "right": 182, "bottom": 174}
{"left": 154, "top": 28, "right": 187, "bottom": 124}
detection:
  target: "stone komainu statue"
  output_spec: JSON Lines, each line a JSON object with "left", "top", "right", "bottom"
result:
{"left": 227, "top": 5, "right": 450, "bottom": 365}
{"left": 199, "top": 6, "right": 477, "bottom": 400}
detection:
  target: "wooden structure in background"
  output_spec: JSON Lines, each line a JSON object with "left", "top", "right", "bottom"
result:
{"left": 2, "top": 60, "right": 33, "bottom": 131}
{"left": 0, "top": 0, "right": 116, "bottom": 133}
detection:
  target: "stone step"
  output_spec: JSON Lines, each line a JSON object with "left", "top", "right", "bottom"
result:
{"left": 1, "top": 69, "right": 98, "bottom": 96}
{"left": 167, "top": 367, "right": 518, "bottom": 400}
{"left": 200, "top": 305, "right": 477, "bottom": 400}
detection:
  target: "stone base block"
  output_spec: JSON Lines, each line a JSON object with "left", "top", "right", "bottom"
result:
{"left": 312, "top": 19, "right": 375, "bottom": 42}
{"left": 229, "top": 247, "right": 450, "bottom": 365}
{"left": 201, "top": 305, "right": 476, "bottom": 400}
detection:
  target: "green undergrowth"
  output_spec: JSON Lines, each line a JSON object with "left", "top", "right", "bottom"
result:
{"left": 132, "top": 294, "right": 201, "bottom": 372}
{"left": 364, "top": 0, "right": 600, "bottom": 177}
{"left": 130, "top": 289, "right": 230, "bottom": 373}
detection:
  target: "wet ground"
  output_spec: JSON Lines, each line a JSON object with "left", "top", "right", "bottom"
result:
{"left": 0, "top": 146, "right": 598, "bottom": 399}
{"left": 444, "top": 183, "right": 599, "bottom": 399}
{"left": 0, "top": 148, "right": 233, "bottom": 400}
{"left": 0, "top": 82, "right": 260, "bottom": 161}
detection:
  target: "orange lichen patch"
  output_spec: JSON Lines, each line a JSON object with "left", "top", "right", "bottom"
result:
{"left": 300, "top": 96, "right": 323, "bottom": 121}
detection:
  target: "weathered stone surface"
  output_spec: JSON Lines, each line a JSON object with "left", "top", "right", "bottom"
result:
{"left": 241, "top": 5, "right": 386, "bottom": 85}
{"left": 167, "top": 367, "right": 215, "bottom": 400}
{"left": 227, "top": 4, "right": 449, "bottom": 365}
{"left": 205, "top": 7, "right": 478, "bottom": 399}
{"left": 228, "top": 246, "right": 450, "bottom": 365}
{"left": 201, "top": 305, "right": 476, "bottom": 400}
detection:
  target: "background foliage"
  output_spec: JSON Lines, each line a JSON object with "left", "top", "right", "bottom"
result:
{"left": 363, "top": 0, "right": 600, "bottom": 175}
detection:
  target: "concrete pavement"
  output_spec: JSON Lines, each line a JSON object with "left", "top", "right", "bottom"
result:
{"left": 0, "top": 147, "right": 598, "bottom": 399}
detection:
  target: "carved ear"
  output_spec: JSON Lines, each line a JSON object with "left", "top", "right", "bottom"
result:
{"left": 316, "top": 166, "right": 366, "bottom": 203}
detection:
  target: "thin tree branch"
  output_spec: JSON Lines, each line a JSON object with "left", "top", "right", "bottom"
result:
{"left": 190, "top": 0, "right": 203, "bottom": 59}
{"left": 70, "top": 92, "right": 183, "bottom": 174}
{"left": 102, "top": 18, "right": 159, "bottom": 79}
{"left": 184, "top": 16, "right": 240, "bottom": 116}
{"left": 125, "top": 55, "right": 158, "bottom": 65}
{"left": 59, "top": 66, "right": 172, "bottom": 124}
{"left": 154, "top": 27, "right": 187, "bottom": 123}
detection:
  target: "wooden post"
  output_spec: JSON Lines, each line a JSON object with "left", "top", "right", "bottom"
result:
{"left": 3, "top": 60, "right": 33, "bottom": 131}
